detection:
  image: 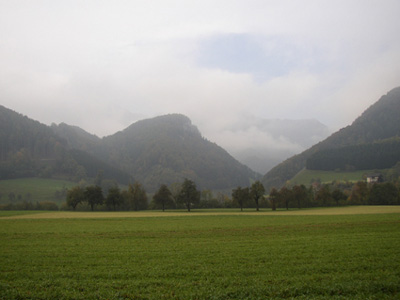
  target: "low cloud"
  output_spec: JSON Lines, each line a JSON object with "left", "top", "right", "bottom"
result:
{"left": 0, "top": 0, "right": 399, "bottom": 165}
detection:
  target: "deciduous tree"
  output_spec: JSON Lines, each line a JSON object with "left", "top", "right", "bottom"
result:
{"left": 250, "top": 181, "right": 265, "bottom": 211}
{"left": 153, "top": 184, "right": 173, "bottom": 211}
{"left": 269, "top": 187, "right": 279, "bottom": 211}
{"left": 66, "top": 186, "right": 84, "bottom": 211}
{"left": 314, "top": 185, "right": 332, "bottom": 207}
{"left": 332, "top": 188, "right": 347, "bottom": 206}
{"left": 106, "top": 186, "right": 123, "bottom": 211}
{"left": 349, "top": 182, "right": 368, "bottom": 205}
{"left": 177, "top": 179, "right": 200, "bottom": 212}
{"left": 279, "top": 186, "right": 293, "bottom": 210}
{"left": 232, "top": 186, "right": 249, "bottom": 211}
{"left": 292, "top": 184, "right": 308, "bottom": 209}
{"left": 126, "top": 182, "right": 148, "bottom": 211}
{"left": 369, "top": 182, "right": 399, "bottom": 205}
{"left": 84, "top": 185, "right": 104, "bottom": 211}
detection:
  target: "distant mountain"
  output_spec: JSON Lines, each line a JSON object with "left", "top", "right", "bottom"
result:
{"left": 0, "top": 105, "right": 64, "bottom": 161}
{"left": 51, "top": 122, "right": 101, "bottom": 152}
{"left": 226, "top": 118, "right": 330, "bottom": 174}
{"left": 262, "top": 86, "right": 400, "bottom": 191}
{"left": 1, "top": 107, "right": 258, "bottom": 191}
{"left": 100, "top": 114, "right": 259, "bottom": 191}
{"left": 0, "top": 105, "right": 65, "bottom": 178}
{"left": 0, "top": 106, "right": 130, "bottom": 183}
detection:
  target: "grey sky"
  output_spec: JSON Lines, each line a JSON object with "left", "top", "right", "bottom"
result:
{"left": 1, "top": 0, "right": 400, "bottom": 155}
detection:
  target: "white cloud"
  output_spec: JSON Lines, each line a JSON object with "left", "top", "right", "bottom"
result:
{"left": 0, "top": 0, "right": 399, "bottom": 161}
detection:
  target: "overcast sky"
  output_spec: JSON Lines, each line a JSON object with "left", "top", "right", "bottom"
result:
{"left": 1, "top": 1, "right": 400, "bottom": 152}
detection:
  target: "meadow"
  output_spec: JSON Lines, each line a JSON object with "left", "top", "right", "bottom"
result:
{"left": 290, "top": 169, "right": 380, "bottom": 185}
{"left": 0, "top": 178, "right": 75, "bottom": 205}
{"left": 1, "top": 207, "right": 399, "bottom": 299}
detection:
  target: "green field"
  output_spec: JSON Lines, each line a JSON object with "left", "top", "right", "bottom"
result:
{"left": 290, "top": 169, "right": 382, "bottom": 186}
{"left": 0, "top": 177, "right": 76, "bottom": 205}
{"left": 1, "top": 207, "right": 399, "bottom": 299}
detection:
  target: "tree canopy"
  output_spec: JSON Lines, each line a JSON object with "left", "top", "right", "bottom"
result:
{"left": 177, "top": 179, "right": 200, "bottom": 212}
{"left": 153, "top": 184, "right": 173, "bottom": 211}
{"left": 84, "top": 185, "right": 104, "bottom": 211}
{"left": 250, "top": 181, "right": 265, "bottom": 211}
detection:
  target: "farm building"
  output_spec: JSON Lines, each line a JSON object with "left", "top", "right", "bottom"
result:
{"left": 366, "top": 173, "right": 383, "bottom": 183}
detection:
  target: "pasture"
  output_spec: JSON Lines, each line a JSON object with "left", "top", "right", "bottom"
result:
{"left": 1, "top": 207, "right": 399, "bottom": 299}
{"left": 0, "top": 177, "right": 75, "bottom": 205}
{"left": 290, "top": 169, "right": 379, "bottom": 185}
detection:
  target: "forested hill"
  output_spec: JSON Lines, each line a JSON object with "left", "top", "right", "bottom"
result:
{"left": 0, "top": 105, "right": 130, "bottom": 183}
{"left": 101, "top": 114, "right": 259, "bottom": 191}
{"left": 51, "top": 122, "right": 101, "bottom": 152}
{"left": 262, "top": 86, "right": 400, "bottom": 192}
{"left": 0, "top": 107, "right": 259, "bottom": 191}
{"left": 0, "top": 105, "right": 64, "bottom": 161}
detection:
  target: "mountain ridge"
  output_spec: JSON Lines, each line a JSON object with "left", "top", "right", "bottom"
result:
{"left": 262, "top": 86, "right": 400, "bottom": 191}
{"left": 0, "top": 107, "right": 259, "bottom": 191}
{"left": 100, "top": 114, "right": 259, "bottom": 191}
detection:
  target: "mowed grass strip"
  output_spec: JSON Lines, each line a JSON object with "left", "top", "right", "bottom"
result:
{"left": 2, "top": 205, "right": 400, "bottom": 219}
{"left": 0, "top": 209, "right": 399, "bottom": 299}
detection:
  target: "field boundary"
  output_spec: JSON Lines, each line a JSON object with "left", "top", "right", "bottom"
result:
{"left": 1, "top": 206, "right": 400, "bottom": 219}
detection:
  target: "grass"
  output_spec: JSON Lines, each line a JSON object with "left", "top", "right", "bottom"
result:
{"left": 0, "top": 177, "right": 75, "bottom": 205}
{"left": 0, "top": 207, "right": 399, "bottom": 299}
{"left": 290, "top": 169, "right": 385, "bottom": 186}
{"left": 2, "top": 206, "right": 400, "bottom": 219}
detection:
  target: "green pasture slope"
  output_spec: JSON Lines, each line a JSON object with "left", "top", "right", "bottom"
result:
{"left": 1, "top": 207, "right": 399, "bottom": 299}
{"left": 0, "top": 177, "right": 75, "bottom": 205}
{"left": 290, "top": 169, "right": 380, "bottom": 186}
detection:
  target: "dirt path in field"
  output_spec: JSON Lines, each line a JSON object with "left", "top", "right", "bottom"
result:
{"left": 2, "top": 206, "right": 400, "bottom": 219}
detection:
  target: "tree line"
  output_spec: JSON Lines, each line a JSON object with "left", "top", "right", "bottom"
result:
{"left": 64, "top": 178, "right": 201, "bottom": 212}
{"left": 267, "top": 180, "right": 400, "bottom": 209}
{"left": 2, "top": 176, "right": 399, "bottom": 212}
{"left": 63, "top": 179, "right": 268, "bottom": 212}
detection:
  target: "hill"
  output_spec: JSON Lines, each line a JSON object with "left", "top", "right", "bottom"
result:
{"left": 0, "top": 107, "right": 258, "bottom": 191}
{"left": 101, "top": 114, "right": 259, "bottom": 191}
{"left": 0, "top": 105, "right": 67, "bottom": 178}
{"left": 262, "top": 86, "right": 400, "bottom": 191}
{"left": 51, "top": 122, "right": 101, "bottom": 152}
{"left": 306, "top": 137, "right": 400, "bottom": 171}
{"left": 0, "top": 106, "right": 130, "bottom": 183}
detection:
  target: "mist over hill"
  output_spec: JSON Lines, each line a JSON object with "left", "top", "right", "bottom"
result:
{"left": 222, "top": 118, "right": 330, "bottom": 174}
{"left": 3, "top": 86, "right": 398, "bottom": 193}
{"left": 0, "top": 107, "right": 258, "bottom": 191}
{"left": 262, "top": 86, "right": 400, "bottom": 191}
{"left": 98, "top": 114, "right": 259, "bottom": 191}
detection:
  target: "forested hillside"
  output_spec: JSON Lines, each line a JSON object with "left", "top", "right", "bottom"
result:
{"left": 262, "top": 86, "right": 400, "bottom": 191}
{"left": 0, "top": 108, "right": 258, "bottom": 191}
{"left": 0, "top": 106, "right": 130, "bottom": 182}
{"left": 0, "top": 105, "right": 67, "bottom": 178}
{"left": 0, "top": 105, "right": 65, "bottom": 161}
{"left": 306, "top": 138, "right": 400, "bottom": 171}
{"left": 101, "top": 114, "right": 258, "bottom": 191}
{"left": 51, "top": 123, "right": 101, "bottom": 152}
